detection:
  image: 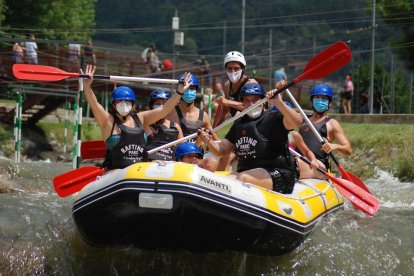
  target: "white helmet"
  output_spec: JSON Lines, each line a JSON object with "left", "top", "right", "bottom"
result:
{"left": 224, "top": 51, "right": 246, "bottom": 68}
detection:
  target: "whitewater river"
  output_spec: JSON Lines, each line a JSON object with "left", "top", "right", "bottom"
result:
{"left": 0, "top": 158, "right": 413, "bottom": 275}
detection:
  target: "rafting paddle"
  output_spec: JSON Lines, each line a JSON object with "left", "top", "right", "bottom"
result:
{"left": 53, "top": 166, "right": 105, "bottom": 197}
{"left": 289, "top": 149, "right": 380, "bottom": 216}
{"left": 81, "top": 140, "right": 106, "bottom": 159}
{"left": 13, "top": 64, "right": 179, "bottom": 84}
{"left": 285, "top": 89, "right": 372, "bottom": 193}
{"left": 52, "top": 41, "right": 351, "bottom": 197}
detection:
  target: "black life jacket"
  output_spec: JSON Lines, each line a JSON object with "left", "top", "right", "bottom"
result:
{"left": 298, "top": 116, "right": 332, "bottom": 169}
{"left": 146, "top": 121, "right": 179, "bottom": 161}
{"left": 232, "top": 110, "right": 293, "bottom": 172}
{"left": 175, "top": 106, "right": 203, "bottom": 143}
{"left": 228, "top": 77, "right": 249, "bottom": 117}
{"left": 103, "top": 113, "right": 148, "bottom": 171}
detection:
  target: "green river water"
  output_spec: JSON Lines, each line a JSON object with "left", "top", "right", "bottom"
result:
{"left": 0, "top": 158, "right": 413, "bottom": 275}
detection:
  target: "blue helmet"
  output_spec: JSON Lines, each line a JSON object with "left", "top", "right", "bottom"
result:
{"left": 272, "top": 101, "right": 294, "bottom": 112}
{"left": 149, "top": 89, "right": 171, "bottom": 106}
{"left": 240, "top": 83, "right": 265, "bottom": 101}
{"left": 310, "top": 84, "right": 333, "bottom": 102}
{"left": 178, "top": 73, "right": 199, "bottom": 89}
{"left": 175, "top": 142, "right": 202, "bottom": 160}
{"left": 111, "top": 86, "right": 136, "bottom": 103}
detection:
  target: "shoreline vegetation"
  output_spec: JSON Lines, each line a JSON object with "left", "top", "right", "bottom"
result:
{"left": 0, "top": 121, "right": 413, "bottom": 182}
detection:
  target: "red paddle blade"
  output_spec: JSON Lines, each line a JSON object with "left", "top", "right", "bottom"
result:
{"left": 212, "top": 105, "right": 222, "bottom": 128}
{"left": 13, "top": 64, "right": 79, "bottom": 82}
{"left": 81, "top": 140, "right": 106, "bottom": 159}
{"left": 337, "top": 165, "right": 371, "bottom": 193}
{"left": 53, "top": 166, "right": 104, "bottom": 197}
{"left": 326, "top": 174, "right": 380, "bottom": 216}
{"left": 295, "top": 41, "right": 351, "bottom": 83}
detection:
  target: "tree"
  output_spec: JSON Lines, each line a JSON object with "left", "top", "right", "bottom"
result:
{"left": 4, "top": 0, "right": 96, "bottom": 41}
{"left": 377, "top": 1, "right": 414, "bottom": 69}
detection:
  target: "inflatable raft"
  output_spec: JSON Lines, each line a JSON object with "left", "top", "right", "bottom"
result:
{"left": 72, "top": 162, "right": 344, "bottom": 255}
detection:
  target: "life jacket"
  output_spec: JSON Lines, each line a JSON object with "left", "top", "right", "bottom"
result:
{"left": 232, "top": 110, "right": 293, "bottom": 172}
{"left": 298, "top": 116, "right": 332, "bottom": 169}
{"left": 228, "top": 77, "right": 249, "bottom": 117}
{"left": 103, "top": 113, "right": 148, "bottom": 171}
{"left": 175, "top": 106, "right": 203, "bottom": 143}
{"left": 146, "top": 121, "right": 179, "bottom": 161}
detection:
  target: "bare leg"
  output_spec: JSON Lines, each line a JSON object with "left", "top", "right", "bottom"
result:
{"left": 229, "top": 168, "right": 273, "bottom": 190}
{"left": 347, "top": 99, "right": 352, "bottom": 114}
{"left": 342, "top": 99, "right": 348, "bottom": 114}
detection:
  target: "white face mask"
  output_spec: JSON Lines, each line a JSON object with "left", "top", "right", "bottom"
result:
{"left": 115, "top": 101, "right": 133, "bottom": 116}
{"left": 152, "top": 104, "right": 163, "bottom": 110}
{"left": 246, "top": 105, "right": 263, "bottom": 119}
{"left": 227, "top": 70, "right": 242, "bottom": 83}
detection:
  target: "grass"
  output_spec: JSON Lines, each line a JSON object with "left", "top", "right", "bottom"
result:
{"left": 342, "top": 123, "right": 414, "bottom": 181}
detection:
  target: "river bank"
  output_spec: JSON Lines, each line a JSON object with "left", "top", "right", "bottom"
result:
{"left": 0, "top": 121, "right": 413, "bottom": 182}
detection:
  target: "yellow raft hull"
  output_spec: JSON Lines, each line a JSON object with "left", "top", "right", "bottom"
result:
{"left": 73, "top": 162, "right": 343, "bottom": 255}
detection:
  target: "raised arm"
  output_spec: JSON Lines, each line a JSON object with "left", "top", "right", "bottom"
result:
{"left": 139, "top": 73, "right": 192, "bottom": 127}
{"left": 81, "top": 65, "right": 112, "bottom": 137}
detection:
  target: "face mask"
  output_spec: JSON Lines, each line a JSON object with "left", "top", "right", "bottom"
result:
{"left": 182, "top": 89, "right": 197, "bottom": 104}
{"left": 312, "top": 98, "right": 329, "bottom": 113}
{"left": 115, "top": 101, "right": 133, "bottom": 116}
{"left": 227, "top": 70, "right": 242, "bottom": 83}
{"left": 246, "top": 105, "right": 263, "bottom": 119}
{"left": 152, "top": 104, "right": 163, "bottom": 110}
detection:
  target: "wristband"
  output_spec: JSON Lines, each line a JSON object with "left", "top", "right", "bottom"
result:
{"left": 176, "top": 90, "right": 184, "bottom": 96}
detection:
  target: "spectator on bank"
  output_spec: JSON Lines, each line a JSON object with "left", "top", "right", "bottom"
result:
{"left": 195, "top": 55, "right": 211, "bottom": 86}
{"left": 341, "top": 75, "right": 354, "bottom": 114}
{"left": 274, "top": 67, "right": 287, "bottom": 83}
{"left": 12, "top": 42, "right": 24, "bottom": 64}
{"left": 149, "top": 47, "right": 161, "bottom": 73}
{"left": 83, "top": 39, "right": 96, "bottom": 66}
{"left": 68, "top": 43, "right": 81, "bottom": 70}
{"left": 141, "top": 44, "right": 156, "bottom": 73}
{"left": 25, "top": 34, "right": 38, "bottom": 64}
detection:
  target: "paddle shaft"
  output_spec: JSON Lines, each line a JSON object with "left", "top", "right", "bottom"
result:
{"left": 17, "top": 69, "right": 179, "bottom": 84}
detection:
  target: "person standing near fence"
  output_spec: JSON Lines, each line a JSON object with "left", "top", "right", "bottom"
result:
{"left": 25, "top": 34, "right": 38, "bottom": 64}
{"left": 83, "top": 39, "right": 96, "bottom": 66}
{"left": 12, "top": 42, "right": 24, "bottom": 64}
{"left": 341, "top": 75, "right": 354, "bottom": 114}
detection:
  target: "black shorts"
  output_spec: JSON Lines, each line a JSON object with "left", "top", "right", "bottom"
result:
{"left": 265, "top": 167, "right": 296, "bottom": 194}
{"left": 342, "top": 91, "right": 352, "bottom": 100}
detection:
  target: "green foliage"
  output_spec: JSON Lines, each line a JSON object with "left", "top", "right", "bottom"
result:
{"left": 377, "top": 1, "right": 414, "bottom": 69}
{"left": 4, "top": 0, "right": 96, "bottom": 40}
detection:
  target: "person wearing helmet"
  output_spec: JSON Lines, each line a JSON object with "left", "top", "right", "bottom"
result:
{"left": 145, "top": 89, "right": 184, "bottom": 161}
{"left": 81, "top": 65, "right": 192, "bottom": 171}
{"left": 298, "top": 84, "right": 352, "bottom": 171}
{"left": 175, "top": 142, "right": 216, "bottom": 172}
{"left": 166, "top": 73, "right": 219, "bottom": 171}
{"left": 215, "top": 51, "right": 259, "bottom": 124}
{"left": 198, "top": 81, "right": 303, "bottom": 193}
{"left": 175, "top": 142, "right": 202, "bottom": 163}
{"left": 214, "top": 51, "right": 258, "bottom": 171}
{"left": 167, "top": 73, "right": 219, "bottom": 146}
